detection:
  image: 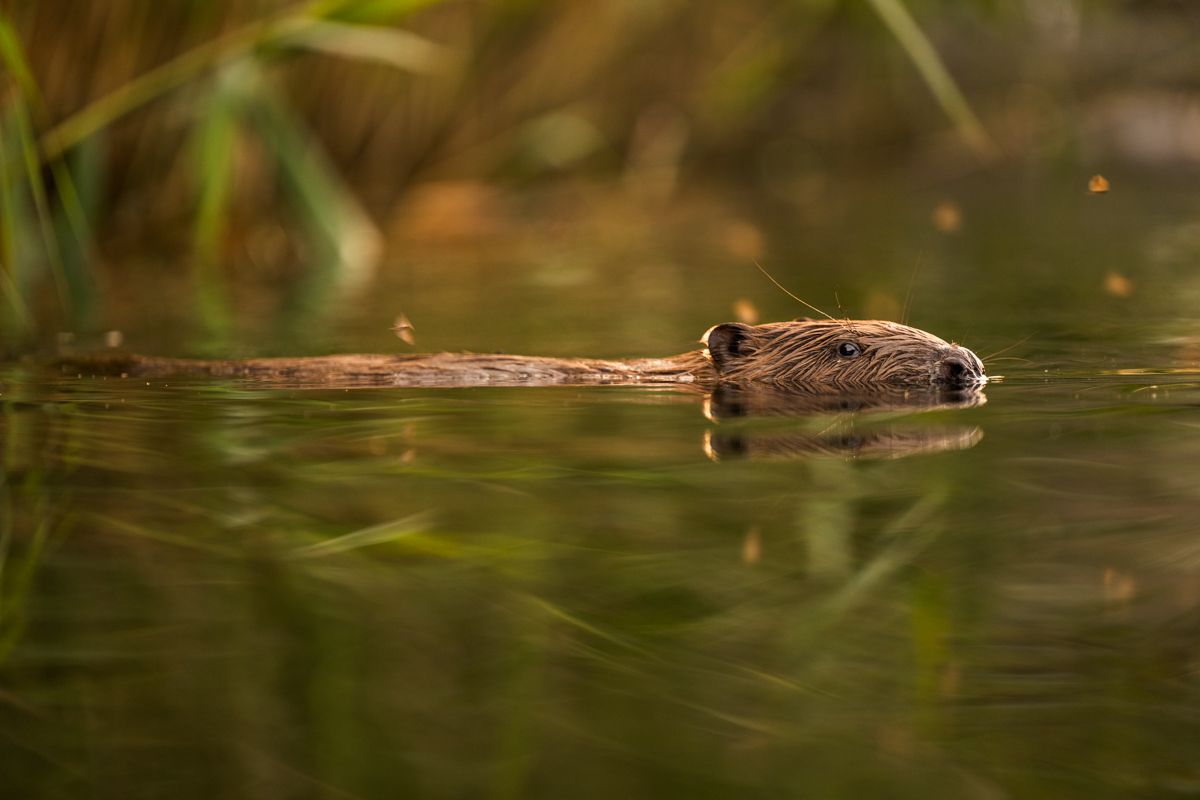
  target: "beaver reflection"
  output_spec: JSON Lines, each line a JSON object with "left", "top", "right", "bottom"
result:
{"left": 701, "top": 383, "right": 985, "bottom": 461}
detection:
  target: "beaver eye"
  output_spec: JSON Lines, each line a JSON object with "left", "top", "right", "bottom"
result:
{"left": 835, "top": 341, "right": 863, "bottom": 358}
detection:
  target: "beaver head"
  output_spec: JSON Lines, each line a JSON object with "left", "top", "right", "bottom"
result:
{"left": 701, "top": 319, "right": 985, "bottom": 388}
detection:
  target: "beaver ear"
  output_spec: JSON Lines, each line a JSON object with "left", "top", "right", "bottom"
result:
{"left": 702, "top": 323, "right": 758, "bottom": 372}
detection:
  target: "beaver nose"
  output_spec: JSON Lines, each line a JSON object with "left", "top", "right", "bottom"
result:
{"left": 937, "top": 349, "right": 985, "bottom": 386}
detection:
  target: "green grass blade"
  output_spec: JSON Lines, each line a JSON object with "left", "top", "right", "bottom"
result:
{"left": 38, "top": 7, "right": 295, "bottom": 161}
{"left": 10, "top": 100, "right": 70, "bottom": 317}
{"left": 37, "top": 0, "right": 448, "bottom": 162}
{"left": 0, "top": 9, "right": 37, "bottom": 101}
{"left": 0, "top": 116, "right": 32, "bottom": 339}
{"left": 247, "top": 74, "right": 381, "bottom": 325}
{"left": 0, "top": 10, "right": 40, "bottom": 339}
{"left": 277, "top": 19, "right": 448, "bottom": 73}
{"left": 189, "top": 70, "right": 243, "bottom": 342}
{"left": 306, "top": 0, "right": 446, "bottom": 24}
{"left": 867, "top": 0, "right": 996, "bottom": 158}
{"left": 50, "top": 149, "right": 101, "bottom": 329}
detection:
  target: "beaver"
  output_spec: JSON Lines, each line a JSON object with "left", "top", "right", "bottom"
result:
{"left": 57, "top": 319, "right": 986, "bottom": 390}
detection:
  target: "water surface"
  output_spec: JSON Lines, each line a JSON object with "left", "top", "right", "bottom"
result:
{"left": 4, "top": 172, "right": 1200, "bottom": 798}
{"left": 3, "top": 364, "right": 1199, "bottom": 798}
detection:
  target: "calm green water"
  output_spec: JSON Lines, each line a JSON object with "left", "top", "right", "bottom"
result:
{"left": 5, "top": 173, "right": 1200, "bottom": 797}
{"left": 4, "top": 370, "right": 1200, "bottom": 798}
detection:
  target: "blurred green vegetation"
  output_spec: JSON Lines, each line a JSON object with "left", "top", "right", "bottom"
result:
{"left": 0, "top": 0, "right": 1196, "bottom": 350}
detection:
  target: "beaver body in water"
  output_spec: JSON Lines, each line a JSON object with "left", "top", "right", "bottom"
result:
{"left": 59, "top": 319, "right": 986, "bottom": 390}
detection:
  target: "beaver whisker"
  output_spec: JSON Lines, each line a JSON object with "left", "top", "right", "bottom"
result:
{"left": 981, "top": 334, "right": 1033, "bottom": 362}
{"left": 752, "top": 260, "right": 846, "bottom": 328}
{"left": 900, "top": 253, "right": 924, "bottom": 327}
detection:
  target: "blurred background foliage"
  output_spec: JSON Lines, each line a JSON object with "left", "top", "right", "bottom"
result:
{"left": 2, "top": 0, "right": 1199, "bottom": 350}
{"left": 6, "top": 7, "right": 1200, "bottom": 795}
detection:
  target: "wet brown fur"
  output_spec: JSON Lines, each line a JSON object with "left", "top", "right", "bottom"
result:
{"left": 57, "top": 319, "right": 985, "bottom": 389}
